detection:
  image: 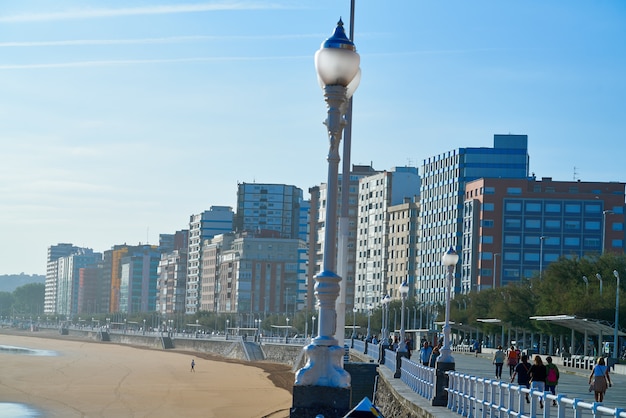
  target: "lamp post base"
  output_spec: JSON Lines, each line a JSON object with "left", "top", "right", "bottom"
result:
{"left": 432, "top": 360, "right": 455, "bottom": 406}
{"left": 290, "top": 385, "right": 351, "bottom": 418}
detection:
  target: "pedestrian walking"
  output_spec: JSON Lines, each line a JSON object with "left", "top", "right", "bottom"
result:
{"left": 473, "top": 340, "right": 480, "bottom": 357}
{"left": 545, "top": 356, "right": 559, "bottom": 406}
{"left": 589, "top": 357, "right": 612, "bottom": 402}
{"left": 507, "top": 345, "right": 519, "bottom": 376}
{"left": 190, "top": 358, "right": 195, "bottom": 372}
{"left": 529, "top": 355, "right": 546, "bottom": 408}
{"left": 419, "top": 341, "right": 433, "bottom": 367}
{"left": 492, "top": 345, "right": 505, "bottom": 379}
{"left": 511, "top": 354, "right": 531, "bottom": 403}
{"left": 428, "top": 343, "right": 441, "bottom": 367}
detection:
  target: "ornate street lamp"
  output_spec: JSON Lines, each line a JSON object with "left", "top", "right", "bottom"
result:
{"left": 439, "top": 246, "right": 459, "bottom": 364}
{"left": 294, "top": 19, "right": 360, "bottom": 390}
{"left": 432, "top": 246, "right": 459, "bottom": 406}
{"left": 351, "top": 307, "right": 357, "bottom": 339}
{"left": 366, "top": 303, "right": 372, "bottom": 340}
{"left": 311, "top": 315, "right": 316, "bottom": 338}
{"left": 381, "top": 294, "right": 390, "bottom": 343}
{"left": 397, "top": 282, "right": 409, "bottom": 353}
{"left": 597, "top": 273, "right": 604, "bottom": 296}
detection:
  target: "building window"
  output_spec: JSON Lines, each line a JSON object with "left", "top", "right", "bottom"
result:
{"left": 482, "top": 236, "right": 494, "bottom": 244}
{"left": 525, "top": 219, "right": 541, "bottom": 229}
{"left": 524, "top": 252, "right": 539, "bottom": 262}
{"left": 485, "top": 187, "right": 495, "bottom": 194}
{"left": 525, "top": 236, "right": 540, "bottom": 245}
{"left": 585, "top": 204, "right": 601, "bottom": 213}
{"left": 505, "top": 202, "right": 522, "bottom": 212}
{"left": 584, "top": 221, "right": 601, "bottom": 231}
{"left": 504, "top": 252, "right": 520, "bottom": 261}
{"left": 545, "top": 219, "right": 560, "bottom": 229}
{"left": 526, "top": 202, "right": 542, "bottom": 212}
{"left": 584, "top": 238, "right": 600, "bottom": 248}
{"left": 483, "top": 203, "right": 495, "bottom": 211}
{"left": 545, "top": 203, "right": 561, "bottom": 213}
{"left": 564, "top": 237, "right": 580, "bottom": 246}
{"left": 504, "top": 269, "right": 520, "bottom": 278}
{"left": 612, "top": 223, "right": 624, "bottom": 231}
{"left": 504, "top": 235, "right": 521, "bottom": 244}
{"left": 565, "top": 204, "right": 581, "bottom": 213}
{"left": 481, "top": 252, "right": 493, "bottom": 260}
{"left": 482, "top": 220, "right": 494, "bottom": 228}
{"left": 507, "top": 187, "right": 522, "bottom": 195}
{"left": 612, "top": 239, "right": 624, "bottom": 247}
{"left": 481, "top": 268, "right": 492, "bottom": 277}
{"left": 504, "top": 218, "right": 521, "bottom": 229}
{"left": 565, "top": 220, "right": 580, "bottom": 230}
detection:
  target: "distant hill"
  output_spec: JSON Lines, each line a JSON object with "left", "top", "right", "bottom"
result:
{"left": 0, "top": 274, "right": 45, "bottom": 293}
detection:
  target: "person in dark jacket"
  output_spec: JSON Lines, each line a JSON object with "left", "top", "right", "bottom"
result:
{"left": 528, "top": 355, "right": 547, "bottom": 408}
{"left": 510, "top": 354, "right": 531, "bottom": 403}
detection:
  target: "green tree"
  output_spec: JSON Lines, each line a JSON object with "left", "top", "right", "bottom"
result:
{"left": 12, "top": 283, "right": 44, "bottom": 316}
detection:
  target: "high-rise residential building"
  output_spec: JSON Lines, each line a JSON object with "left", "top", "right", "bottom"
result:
{"left": 463, "top": 177, "right": 625, "bottom": 292}
{"left": 104, "top": 245, "right": 131, "bottom": 313}
{"left": 419, "top": 134, "right": 530, "bottom": 304}
{"left": 199, "top": 233, "right": 236, "bottom": 312}
{"left": 311, "top": 165, "right": 380, "bottom": 312}
{"left": 157, "top": 250, "right": 188, "bottom": 315}
{"left": 386, "top": 196, "right": 420, "bottom": 302}
{"left": 187, "top": 206, "right": 234, "bottom": 314}
{"left": 354, "top": 167, "right": 420, "bottom": 310}
{"left": 234, "top": 183, "right": 303, "bottom": 239}
{"left": 157, "top": 230, "right": 189, "bottom": 315}
{"left": 119, "top": 245, "right": 160, "bottom": 313}
{"left": 208, "top": 233, "right": 302, "bottom": 319}
{"left": 44, "top": 243, "right": 80, "bottom": 314}
{"left": 56, "top": 248, "right": 102, "bottom": 317}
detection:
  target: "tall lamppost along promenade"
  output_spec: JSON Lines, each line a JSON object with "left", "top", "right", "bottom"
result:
{"left": 291, "top": 19, "right": 360, "bottom": 417}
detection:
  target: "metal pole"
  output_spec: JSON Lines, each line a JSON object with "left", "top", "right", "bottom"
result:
{"left": 614, "top": 270, "right": 620, "bottom": 359}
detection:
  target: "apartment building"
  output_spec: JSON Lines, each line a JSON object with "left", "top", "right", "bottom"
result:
{"left": 462, "top": 177, "right": 626, "bottom": 292}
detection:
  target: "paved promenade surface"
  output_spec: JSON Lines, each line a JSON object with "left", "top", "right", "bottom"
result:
{"left": 454, "top": 352, "right": 626, "bottom": 410}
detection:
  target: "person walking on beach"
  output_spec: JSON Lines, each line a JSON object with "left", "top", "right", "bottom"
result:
{"left": 190, "top": 359, "right": 195, "bottom": 372}
{"left": 589, "top": 357, "right": 612, "bottom": 402}
{"left": 511, "top": 354, "right": 531, "bottom": 403}
{"left": 529, "top": 355, "right": 547, "bottom": 408}
{"left": 545, "top": 356, "right": 559, "bottom": 406}
{"left": 492, "top": 345, "right": 505, "bottom": 379}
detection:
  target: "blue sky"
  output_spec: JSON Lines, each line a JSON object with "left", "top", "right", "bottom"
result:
{"left": 1, "top": 1, "right": 625, "bottom": 275}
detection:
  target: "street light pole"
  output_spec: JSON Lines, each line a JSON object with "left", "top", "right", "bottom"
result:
{"left": 597, "top": 273, "right": 604, "bottom": 297}
{"left": 493, "top": 253, "right": 500, "bottom": 289}
{"left": 366, "top": 304, "right": 372, "bottom": 341}
{"left": 351, "top": 307, "right": 357, "bottom": 340}
{"left": 294, "top": 19, "right": 360, "bottom": 393}
{"left": 539, "top": 236, "right": 548, "bottom": 279}
{"left": 603, "top": 210, "right": 613, "bottom": 254}
{"left": 311, "top": 315, "right": 316, "bottom": 339}
{"left": 613, "top": 270, "right": 621, "bottom": 359}
{"left": 583, "top": 276, "right": 589, "bottom": 294}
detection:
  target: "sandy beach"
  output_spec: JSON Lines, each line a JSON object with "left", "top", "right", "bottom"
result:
{"left": 0, "top": 331, "right": 294, "bottom": 417}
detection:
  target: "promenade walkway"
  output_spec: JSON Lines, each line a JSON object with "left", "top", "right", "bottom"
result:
{"left": 454, "top": 352, "right": 626, "bottom": 410}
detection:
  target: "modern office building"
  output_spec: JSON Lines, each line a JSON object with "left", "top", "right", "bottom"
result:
{"left": 462, "top": 177, "right": 626, "bottom": 292}
{"left": 44, "top": 243, "right": 81, "bottom": 314}
{"left": 354, "top": 167, "right": 420, "bottom": 310}
{"left": 56, "top": 248, "right": 102, "bottom": 317}
{"left": 187, "top": 206, "right": 234, "bottom": 314}
{"left": 118, "top": 245, "right": 161, "bottom": 313}
{"left": 419, "top": 134, "right": 530, "bottom": 304}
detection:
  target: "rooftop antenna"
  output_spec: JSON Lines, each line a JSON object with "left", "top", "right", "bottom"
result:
{"left": 573, "top": 166, "right": 579, "bottom": 181}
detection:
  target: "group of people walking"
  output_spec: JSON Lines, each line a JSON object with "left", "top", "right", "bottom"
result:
{"left": 495, "top": 344, "right": 613, "bottom": 406}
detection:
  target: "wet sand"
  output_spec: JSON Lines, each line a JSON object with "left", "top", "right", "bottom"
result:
{"left": 0, "top": 331, "right": 294, "bottom": 418}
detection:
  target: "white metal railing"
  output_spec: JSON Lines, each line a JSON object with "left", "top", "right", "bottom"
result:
{"left": 384, "top": 348, "right": 397, "bottom": 372}
{"left": 400, "top": 357, "right": 436, "bottom": 400}
{"left": 446, "top": 370, "right": 626, "bottom": 418}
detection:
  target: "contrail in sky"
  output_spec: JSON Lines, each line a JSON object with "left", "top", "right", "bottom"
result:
{"left": 0, "top": 2, "right": 290, "bottom": 23}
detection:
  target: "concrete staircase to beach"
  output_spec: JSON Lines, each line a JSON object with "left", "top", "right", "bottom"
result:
{"left": 160, "top": 336, "right": 174, "bottom": 349}
{"left": 243, "top": 341, "right": 265, "bottom": 361}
